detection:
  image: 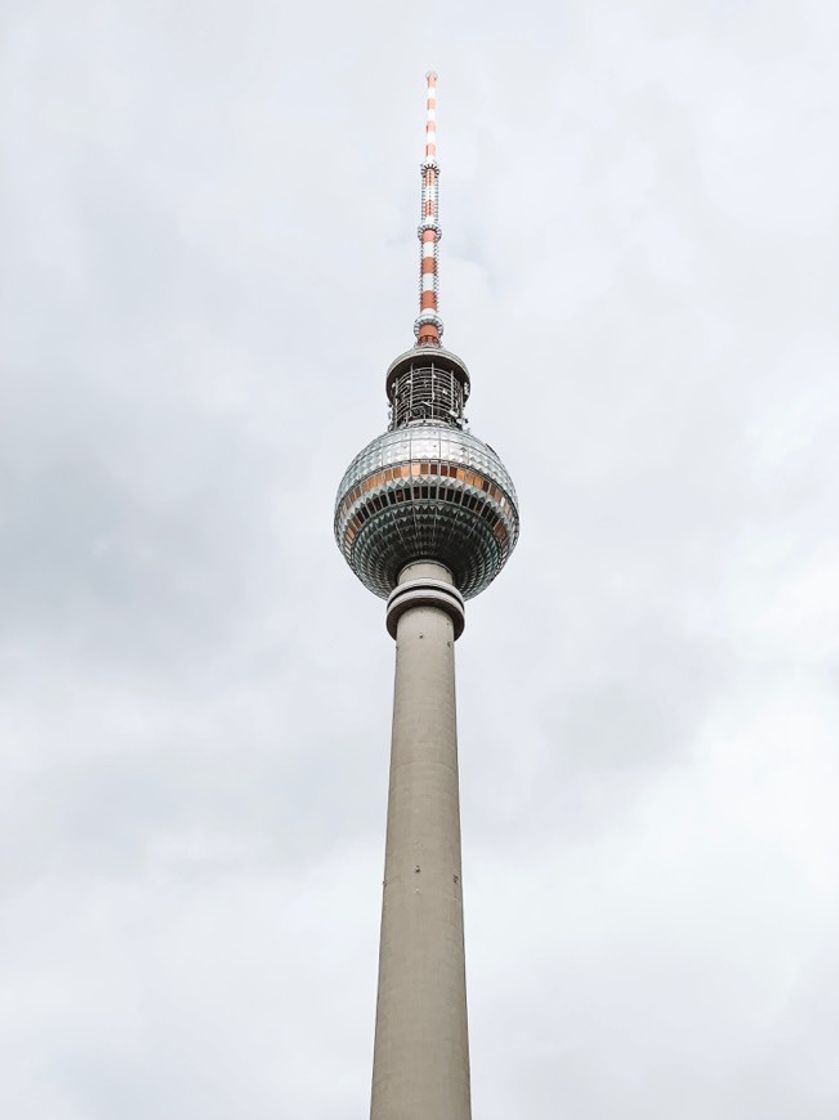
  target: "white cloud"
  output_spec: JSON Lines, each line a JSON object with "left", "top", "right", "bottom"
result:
{"left": 1, "top": 0, "right": 837, "bottom": 1115}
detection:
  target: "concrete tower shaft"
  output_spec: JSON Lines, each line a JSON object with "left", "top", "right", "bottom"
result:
{"left": 371, "top": 561, "right": 471, "bottom": 1120}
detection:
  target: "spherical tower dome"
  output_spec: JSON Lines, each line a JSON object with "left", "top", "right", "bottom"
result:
{"left": 335, "top": 346, "right": 520, "bottom": 600}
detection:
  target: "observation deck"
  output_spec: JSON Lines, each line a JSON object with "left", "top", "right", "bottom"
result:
{"left": 334, "top": 414, "right": 519, "bottom": 601}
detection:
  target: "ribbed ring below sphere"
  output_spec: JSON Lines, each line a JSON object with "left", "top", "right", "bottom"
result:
{"left": 334, "top": 424, "right": 519, "bottom": 600}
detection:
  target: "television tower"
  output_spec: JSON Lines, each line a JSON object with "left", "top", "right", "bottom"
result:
{"left": 334, "top": 72, "right": 520, "bottom": 1120}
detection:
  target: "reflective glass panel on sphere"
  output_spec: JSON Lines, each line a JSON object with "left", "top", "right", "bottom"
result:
{"left": 335, "top": 424, "right": 520, "bottom": 600}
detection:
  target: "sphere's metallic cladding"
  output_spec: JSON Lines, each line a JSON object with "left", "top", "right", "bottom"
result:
{"left": 335, "top": 424, "right": 520, "bottom": 600}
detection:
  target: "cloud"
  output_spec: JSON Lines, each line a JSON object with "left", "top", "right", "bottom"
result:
{"left": 1, "top": 0, "right": 838, "bottom": 1116}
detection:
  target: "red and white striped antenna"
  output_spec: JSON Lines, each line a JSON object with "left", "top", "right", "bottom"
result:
{"left": 414, "top": 71, "right": 444, "bottom": 347}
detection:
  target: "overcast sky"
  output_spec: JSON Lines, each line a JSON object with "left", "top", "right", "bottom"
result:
{"left": 2, "top": 1, "right": 838, "bottom": 1117}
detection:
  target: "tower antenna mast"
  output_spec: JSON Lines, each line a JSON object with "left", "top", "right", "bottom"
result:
{"left": 415, "top": 70, "right": 444, "bottom": 346}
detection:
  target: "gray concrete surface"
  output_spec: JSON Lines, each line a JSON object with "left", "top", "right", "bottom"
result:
{"left": 370, "top": 560, "right": 472, "bottom": 1120}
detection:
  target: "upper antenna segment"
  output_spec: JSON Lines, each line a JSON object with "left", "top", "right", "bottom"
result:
{"left": 415, "top": 71, "right": 443, "bottom": 347}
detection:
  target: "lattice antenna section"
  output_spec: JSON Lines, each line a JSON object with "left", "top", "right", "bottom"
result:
{"left": 414, "top": 71, "right": 443, "bottom": 346}
{"left": 386, "top": 351, "right": 468, "bottom": 429}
